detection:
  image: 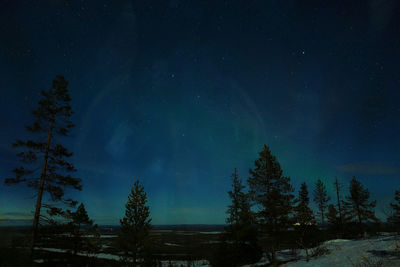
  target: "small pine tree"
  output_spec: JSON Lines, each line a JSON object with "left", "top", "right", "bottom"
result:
{"left": 294, "top": 182, "right": 316, "bottom": 261}
{"left": 326, "top": 204, "right": 340, "bottom": 225}
{"left": 66, "top": 203, "right": 100, "bottom": 256}
{"left": 118, "top": 180, "right": 152, "bottom": 266}
{"left": 294, "top": 182, "right": 315, "bottom": 226}
{"left": 226, "top": 168, "right": 245, "bottom": 227}
{"left": 219, "top": 168, "right": 260, "bottom": 266}
{"left": 4, "top": 75, "right": 82, "bottom": 257}
{"left": 313, "top": 179, "right": 330, "bottom": 226}
{"left": 326, "top": 204, "right": 343, "bottom": 239}
{"left": 387, "top": 190, "right": 400, "bottom": 233}
{"left": 342, "top": 177, "right": 378, "bottom": 231}
{"left": 226, "top": 168, "right": 255, "bottom": 244}
{"left": 247, "top": 144, "right": 295, "bottom": 264}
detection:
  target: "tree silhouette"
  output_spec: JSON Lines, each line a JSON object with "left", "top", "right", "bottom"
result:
{"left": 333, "top": 177, "right": 343, "bottom": 226}
{"left": 294, "top": 182, "right": 315, "bottom": 226}
{"left": 387, "top": 190, "right": 400, "bottom": 233}
{"left": 326, "top": 204, "right": 345, "bottom": 239}
{"left": 247, "top": 144, "right": 295, "bottom": 264}
{"left": 333, "top": 177, "right": 345, "bottom": 236}
{"left": 293, "top": 182, "right": 316, "bottom": 261}
{"left": 342, "top": 177, "right": 378, "bottom": 235}
{"left": 4, "top": 75, "right": 81, "bottom": 258}
{"left": 326, "top": 204, "right": 340, "bottom": 225}
{"left": 226, "top": 168, "right": 255, "bottom": 243}
{"left": 313, "top": 179, "right": 330, "bottom": 226}
{"left": 220, "top": 168, "right": 260, "bottom": 266}
{"left": 118, "top": 180, "right": 152, "bottom": 266}
{"left": 66, "top": 203, "right": 100, "bottom": 256}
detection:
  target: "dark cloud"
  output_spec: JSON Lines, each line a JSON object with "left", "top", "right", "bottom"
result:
{"left": 0, "top": 219, "right": 31, "bottom": 226}
{"left": 337, "top": 162, "right": 400, "bottom": 175}
{"left": 1, "top": 211, "right": 31, "bottom": 218}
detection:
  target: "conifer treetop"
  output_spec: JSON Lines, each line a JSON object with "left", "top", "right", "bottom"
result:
{"left": 121, "top": 180, "right": 152, "bottom": 229}
{"left": 388, "top": 190, "right": 400, "bottom": 226}
{"left": 247, "top": 144, "right": 295, "bottom": 230}
{"left": 313, "top": 179, "right": 330, "bottom": 225}
{"left": 343, "top": 176, "right": 378, "bottom": 224}
{"left": 4, "top": 75, "right": 81, "bottom": 211}
{"left": 294, "top": 182, "right": 315, "bottom": 225}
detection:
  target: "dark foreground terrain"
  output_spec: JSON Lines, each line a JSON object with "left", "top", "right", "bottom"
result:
{"left": 0, "top": 225, "right": 224, "bottom": 266}
{"left": 1, "top": 225, "right": 399, "bottom": 267}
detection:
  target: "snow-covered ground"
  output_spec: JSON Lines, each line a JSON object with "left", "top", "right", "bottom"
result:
{"left": 243, "top": 234, "right": 400, "bottom": 267}
{"left": 34, "top": 247, "right": 210, "bottom": 266}
{"left": 164, "top": 242, "right": 181, "bottom": 246}
{"left": 34, "top": 234, "right": 400, "bottom": 267}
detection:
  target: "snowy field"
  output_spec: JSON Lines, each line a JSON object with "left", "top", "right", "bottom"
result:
{"left": 34, "top": 247, "right": 210, "bottom": 266}
{"left": 33, "top": 233, "right": 400, "bottom": 267}
{"left": 243, "top": 233, "right": 400, "bottom": 267}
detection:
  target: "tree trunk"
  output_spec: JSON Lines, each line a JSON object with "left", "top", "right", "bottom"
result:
{"left": 320, "top": 208, "right": 324, "bottom": 227}
{"left": 335, "top": 178, "right": 343, "bottom": 224}
{"left": 30, "top": 93, "right": 56, "bottom": 261}
{"left": 334, "top": 178, "right": 344, "bottom": 236}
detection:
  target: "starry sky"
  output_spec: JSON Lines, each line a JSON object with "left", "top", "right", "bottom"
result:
{"left": 0, "top": 0, "right": 399, "bottom": 225}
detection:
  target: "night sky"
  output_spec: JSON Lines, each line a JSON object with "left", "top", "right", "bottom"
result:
{"left": 1, "top": 0, "right": 399, "bottom": 225}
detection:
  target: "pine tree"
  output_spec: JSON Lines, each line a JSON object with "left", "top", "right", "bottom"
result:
{"left": 118, "top": 180, "right": 152, "bottom": 266}
{"left": 4, "top": 75, "right": 81, "bottom": 257}
{"left": 226, "top": 168, "right": 254, "bottom": 238}
{"left": 226, "top": 168, "right": 245, "bottom": 227}
{"left": 326, "top": 204, "right": 344, "bottom": 238}
{"left": 387, "top": 190, "right": 400, "bottom": 232}
{"left": 342, "top": 177, "right": 378, "bottom": 226}
{"left": 226, "top": 168, "right": 256, "bottom": 245}
{"left": 226, "top": 168, "right": 259, "bottom": 261}
{"left": 313, "top": 179, "right": 330, "bottom": 226}
{"left": 213, "top": 168, "right": 260, "bottom": 267}
{"left": 66, "top": 203, "right": 100, "bottom": 256}
{"left": 293, "top": 182, "right": 316, "bottom": 261}
{"left": 326, "top": 204, "right": 340, "bottom": 225}
{"left": 294, "top": 182, "right": 315, "bottom": 226}
{"left": 247, "top": 144, "right": 295, "bottom": 264}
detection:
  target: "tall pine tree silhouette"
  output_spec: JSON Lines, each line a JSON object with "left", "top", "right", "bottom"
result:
{"left": 118, "top": 180, "right": 152, "bottom": 266}
{"left": 247, "top": 144, "right": 295, "bottom": 264}
{"left": 226, "top": 168, "right": 254, "bottom": 238}
{"left": 388, "top": 190, "right": 400, "bottom": 233}
{"left": 216, "top": 168, "right": 260, "bottom": 267}
{"left": 313, "top": 179, "right": 330, "bottom": 226}
{"left": 342, "top": 177, "right": 378, "bottom": 235}
{"left": 4, "top": 75, "right": 81, "bottom": 258}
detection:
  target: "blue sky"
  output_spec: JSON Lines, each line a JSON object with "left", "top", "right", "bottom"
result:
{"left": 1, "top": 0, "right": 399, "bottom": 225}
